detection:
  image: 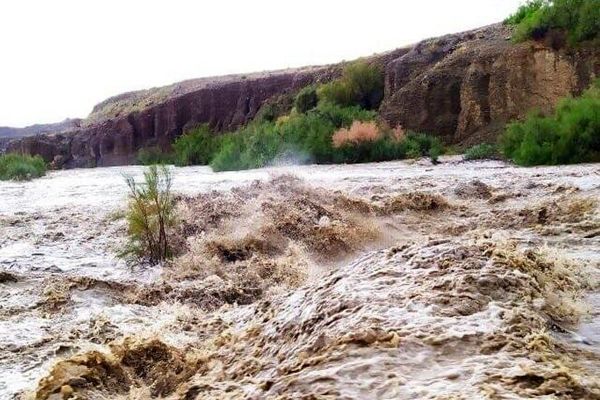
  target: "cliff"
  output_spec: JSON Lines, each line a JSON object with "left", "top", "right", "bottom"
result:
{"left": 0, "top": 119, "right": 81, "bottom": 155}
{"left": 6, "top": 23, "right": 599, "bottom": 168}
{"left": 381, "top": 24, "right": 599, "bottom": 145}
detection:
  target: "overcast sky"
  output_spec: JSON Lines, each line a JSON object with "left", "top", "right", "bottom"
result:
{"left": 0, "top": 0, "right": 522, "bottom": 127}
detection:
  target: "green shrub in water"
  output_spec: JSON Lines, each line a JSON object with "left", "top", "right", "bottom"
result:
{"left": 402, "top": 132, "right": 444, "bottom": 163}
{"left": 172, "top": 124, "right": 221, "bottom": 166}
{"left": 171, "top": 103, "right": 444, "bottom": 172}
{"left": 123, "top": 165, "right": 175, "bottom": 264}
{"left": 209, "top": 104, "right": 377, "bottom": 171}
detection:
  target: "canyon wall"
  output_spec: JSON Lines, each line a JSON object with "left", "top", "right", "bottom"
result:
{"left": 5, "top": 24, "right": 599, "bottom": 168}
{"left": 380, "top": 24, "right": 599, "bottom": 145}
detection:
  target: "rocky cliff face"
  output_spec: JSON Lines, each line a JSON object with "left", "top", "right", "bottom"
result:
{"left": 380, "top": 24, "right": 599, "bottom": 145}
{"left": 0, "top": 119, "right": 81, "bottom": 157}
{"left": 6, "top": 23, "right": 599, "bottom": 168}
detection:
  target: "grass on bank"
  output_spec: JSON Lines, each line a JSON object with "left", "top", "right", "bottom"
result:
{"left": 0, "top": 153, "right": 47, "bottom": 181}
{"left": 501, "top": 80, "right": 600, "bottom": 166}
{"left": 505, "top": 0, "right": 600, "bottom": 44}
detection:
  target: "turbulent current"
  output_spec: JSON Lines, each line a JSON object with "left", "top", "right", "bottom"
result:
{"left": 1, "top": 157, "right": 599, "bottom": 399}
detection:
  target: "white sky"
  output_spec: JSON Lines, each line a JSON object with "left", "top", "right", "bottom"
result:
{"left": 0, "top": 0, "right": 522, "bottom": 127}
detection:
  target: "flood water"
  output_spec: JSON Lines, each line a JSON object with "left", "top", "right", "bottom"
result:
{"left": 1, "top": 157, "right": 599, "bottom": 399}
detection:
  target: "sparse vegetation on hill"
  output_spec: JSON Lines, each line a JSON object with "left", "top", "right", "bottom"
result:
{"left": 505, "top": 0, "right": 545, "bottom": 26}
{"left": 0, "top": 153, "right": 46, "bottom": 181}
{"left": 506, "top": 0, "right": 600, "bottom": 44}
{"left": 501, "top": 80, "right": 600, "bottom": 166}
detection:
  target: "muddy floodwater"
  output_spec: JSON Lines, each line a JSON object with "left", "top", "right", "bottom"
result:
{"left": 1, "top": 157, "right": 599, "bottom": 399}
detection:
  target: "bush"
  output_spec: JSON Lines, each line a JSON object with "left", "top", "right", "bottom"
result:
{"left": 505, "top": 0, "right": 545, "bottom": 25}
{"left": 172, "top": 124, "right": 220, "bottom": 166}
{"left": 255, "top": 103, "right": 277, "bottom": 123}
{"left": 331, "top": 138, "right": 404, "bottom": 164}
{"left": 0, "top": 153, "right": 46, "bottom": 181}
{"left": 170, "top": 102, "right": 443, "bottom": 171}
{"left": 123, "top": 165, "right": 175, "bottom": 263}
{"left": 294, "top": 85, "right": 318, "bottom": 113}
{"left": 209, "top": 132, "right": 247, "bottom": 171}
{"left": 501, "top": 81, "right": 600, "bottom": 166}
{"left": 255, "top": 92, "right": 296, "bottom": 123}
{"left": 464, "top": 143, "right": 498, "bottom": 160}
{"left": 209, "top": 122, "right": 283, "bottom": 171}
{"left": 276, "top": 103, "right": 377, "bottom": 164}
{"left": 318, "top": 61, "right": 384, "bottom": 110}
{"left": 402, "top": 132, "right": 444, "bottom": 163}
{"left": 331, "top": 130, "right": 443, "bottom": 164}
{"left": 210, "top": 104, "right": 377, "bottom": 171}
{"left": 136, "top": 146, "right": 174, "bottom": 165}
{"left": 332, "top": 121, "right": 381, "bottom": 147}
{"left": 507, "top": 0, "right": 600, "bottom": 44}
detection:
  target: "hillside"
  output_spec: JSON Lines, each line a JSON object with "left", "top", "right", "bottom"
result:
{"left": 0, "top": 118, "right": 81, "bottom": 139}
{"left": 5, "top": 23, "right": 599, "bottom": 168}
{"left": 0, "top": 119, "right": 81, "bottom": 154}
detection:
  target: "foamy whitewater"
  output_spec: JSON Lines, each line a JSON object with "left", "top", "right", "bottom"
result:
{"left": 1, "top": 157, "right": 599, "bottom": 399}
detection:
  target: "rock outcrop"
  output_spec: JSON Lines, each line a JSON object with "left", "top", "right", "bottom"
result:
{"left": 5, "top": 23, "right": 599, "bottom": 167}
{"left": 380, "top": 24, "right": 599, "bottom": 145}
{"left": 0, "top": 119, "right": 81, "bottom": 159}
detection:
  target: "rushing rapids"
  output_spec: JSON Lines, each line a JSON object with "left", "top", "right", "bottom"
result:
{"left": 1, "top": 157, "right": 599, "bottom": 399}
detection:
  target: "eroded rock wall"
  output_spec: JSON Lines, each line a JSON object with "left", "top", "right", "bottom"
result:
{"left": 381, "top": 24, "right": 599, "bottom": 144}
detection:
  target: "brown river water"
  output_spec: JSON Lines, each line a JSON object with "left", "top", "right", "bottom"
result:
{"left": 1, "top": 157, "right": 599, "bottom": 399}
